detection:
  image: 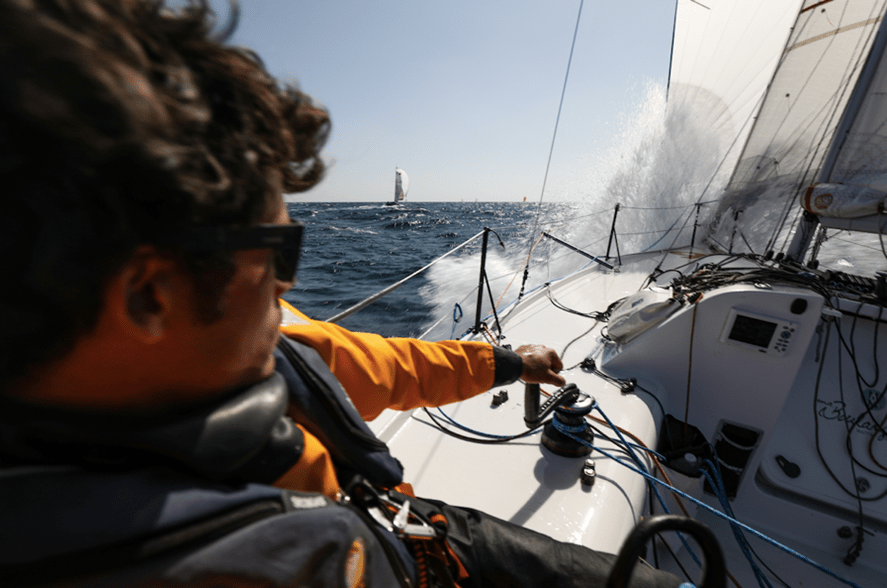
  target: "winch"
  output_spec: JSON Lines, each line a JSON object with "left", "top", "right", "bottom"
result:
{"left": 524, "top": 382, "right": 594, "bottom": 457}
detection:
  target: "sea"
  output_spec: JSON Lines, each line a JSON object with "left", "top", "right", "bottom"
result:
{"left": 283, "top": 197, "right": 886, "bottom": 343}
{"left": 282, "top": 201, "right": 575, "bottom": 340}
{"left": 281, "top": 82, "right": 886, "bottom": 341}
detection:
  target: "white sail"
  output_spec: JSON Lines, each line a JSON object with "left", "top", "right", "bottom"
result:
{"left": 668, "top": 0, "right": 803, "bottom": 186}
{"left": 730, "top": 1, "right": 887, "bottom": 188}
{"left": 718, "top": 0, "right": 887, "bottom": 237}
{"left": 394, "top": 167, "right": 409, "bottom": 202}
{"left": 807, "top": 1, "right": 887, "bottom": 232}
{"left": 827, "top": 17, "right": 887, "bottom": 192}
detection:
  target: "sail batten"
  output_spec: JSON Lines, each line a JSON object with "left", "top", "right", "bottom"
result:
{"left": 818, "top": 13, "right": 887, "bottom": 187}
{"left": 727, "top": 0, "right": 887, "bottom": 192}
{"left": 685, "top": 0, "right": 887, "bottom": 251}
{"left": 785, "top": 16, "right": 882, "bottom": 54}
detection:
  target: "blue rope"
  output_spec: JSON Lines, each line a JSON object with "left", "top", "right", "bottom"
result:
{"left": 589, "top": 423, "right": 771, "bottom": 586}
{"left": 551, "top": 415, "right": 864, "bottom": 588}
{"left": 697, "top": 466, "right": 771, "bottom": 588}
{"left": 589, "top": 403, "right": 703, "bottom": 568}
{"left": 436, "top": 402, "right": 704, "bottom": 568}
{"left": 431, "top": 401, "right": 860, "bottom": 587}
{"left": 435, "top": 407, "right": 542, "bottom": 440}
{"left": 551, "top": 415, "right": 588, "bottom": 434}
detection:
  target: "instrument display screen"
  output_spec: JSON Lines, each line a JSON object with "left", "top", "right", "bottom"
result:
{"left": 727, "top": 314, "right": 777, "bottom": 349}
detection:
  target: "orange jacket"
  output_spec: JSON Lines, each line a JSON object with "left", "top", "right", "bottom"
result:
{"left": 275, "top": 300, "right": 507, "bottom": 497}
{"left": 279, "top": 301, "right": 500, "bottom": 421}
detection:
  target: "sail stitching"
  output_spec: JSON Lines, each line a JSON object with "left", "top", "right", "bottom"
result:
{"left": 786, "top": 16, "right": 882, "bottom": 53}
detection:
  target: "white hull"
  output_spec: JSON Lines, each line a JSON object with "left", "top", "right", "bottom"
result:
{"left": 364, "top": 1, "right": 887, "bottom": 583}
{"left": 370, "top": 248, "right": 887, "bottom": 586}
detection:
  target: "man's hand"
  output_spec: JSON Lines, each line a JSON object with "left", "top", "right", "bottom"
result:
{"left": 515, "top": 344, "right": 565, "bottom": 387}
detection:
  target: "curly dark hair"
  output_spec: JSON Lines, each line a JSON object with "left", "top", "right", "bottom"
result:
{"left": 0, "top": 0, "right": 330, "bottom": 391}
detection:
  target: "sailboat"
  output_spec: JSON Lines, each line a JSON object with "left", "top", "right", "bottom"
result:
{"left": 385, "top": 167, "right": 409, "bottom": 206}
{"left": 350, "top": 1, "right": 887, "bottom": 586}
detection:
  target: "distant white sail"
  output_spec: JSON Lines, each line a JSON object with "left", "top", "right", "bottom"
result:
{"left": 394, "top": 167, "right": 409, "bottom": 202}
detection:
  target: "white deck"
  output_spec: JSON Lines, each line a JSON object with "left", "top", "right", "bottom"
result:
{"left": 370, "top": 250, "right": 887, "bottom": 586}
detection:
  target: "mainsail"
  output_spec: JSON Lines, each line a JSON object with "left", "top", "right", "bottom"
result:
{"left": 670, "top": 0, "right": 887, "bottom": 252}
{"left": 668, "top": 0, "right": 803, "bottom": 188}
{"left": 808, "top": 0, "right": 887, "bottom": 233}
{"left": 394, "top": 167, "right": 409, "bottom": 203}
{"left": 717, "top": 0, "right": 887, "bottom": 245}
{"left": 729, "top": 1, "right": 887, "bottom": 190}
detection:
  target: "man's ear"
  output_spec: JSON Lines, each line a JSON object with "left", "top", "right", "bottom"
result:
{"left": 107, "top": 247, "right": 183, "bottom": 343}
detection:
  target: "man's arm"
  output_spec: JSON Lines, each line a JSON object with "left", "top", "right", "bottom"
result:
{"left": 279, "top": 301, "right": 563, "bottom": 421}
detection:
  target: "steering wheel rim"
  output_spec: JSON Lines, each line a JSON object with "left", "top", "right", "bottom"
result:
{"left": 605, "top": 515, "right": 726, "bottom": 588}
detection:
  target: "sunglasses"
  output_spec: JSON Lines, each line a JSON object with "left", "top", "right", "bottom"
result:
{"left": 172, "top": 219, "right": 305, "bottom": 282}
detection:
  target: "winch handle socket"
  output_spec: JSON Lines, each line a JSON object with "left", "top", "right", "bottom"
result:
{"left": 524, "top": 382, "right": 580, "bottom": 428}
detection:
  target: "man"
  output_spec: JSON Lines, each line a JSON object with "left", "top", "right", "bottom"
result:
{"left": 0, "top": 1, "right": 681, "bottom": 586}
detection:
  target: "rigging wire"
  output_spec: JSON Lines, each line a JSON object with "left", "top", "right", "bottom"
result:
{"left": 621, "top": 200, "right": 720, "bottom": 211}
{"left": 829, "top": 235, "right": 884, "bottom": 253}
{"left": 486, "top": 205, "right": 614, "bottom": 233}
{"left": 426, "top": 199, "right": 722, "bottom": 342}
{"left": 527, "top": 0, "right": 584, "bottom": 257}
{"left": 326, "top": 229, "right": 486, "bottom": 323}
{"left": 421, "top": 363, "right": 828, "bottom": 587}
{"left": 499, "top": 232, "right": 544, "bottom": 308}
{"left": 421, "top": 407, "right": 545, "bottom": 444}
{"left": 764, "top": 2, "right": 884, "bottom": 256}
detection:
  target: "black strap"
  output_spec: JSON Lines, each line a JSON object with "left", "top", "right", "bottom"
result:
{"left": 1, "top": 498, "right": 286, "bottom": 587}
{"left": 274, "top": 337, "right": 405, "bottom": 487}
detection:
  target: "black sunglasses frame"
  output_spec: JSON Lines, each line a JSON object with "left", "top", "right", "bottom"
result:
{"left": 172, "top": 220, "right": 305, "bottom": 282}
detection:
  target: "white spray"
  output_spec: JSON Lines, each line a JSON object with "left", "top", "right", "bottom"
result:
{"left": 420, "top": 81, "right": 737, "bottom": 340}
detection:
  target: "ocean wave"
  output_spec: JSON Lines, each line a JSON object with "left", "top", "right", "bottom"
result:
{"left": 326, "top": 226, "right": 379, "bottom": 235}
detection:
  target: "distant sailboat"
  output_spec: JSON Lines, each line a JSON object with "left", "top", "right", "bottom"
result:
{"left": 385, "top": 167, "right": 409, "bottom": 206}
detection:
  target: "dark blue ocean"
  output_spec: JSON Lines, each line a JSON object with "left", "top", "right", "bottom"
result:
{"left": 282, "top": 202, "right": 571, "bottom": 339}
{"left": 283, "top": 199, "right": 760, "bottom": 340}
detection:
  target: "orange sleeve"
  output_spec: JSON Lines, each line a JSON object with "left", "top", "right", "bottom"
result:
{"left": 278, "top": 300, "right": 497, "bottom": 421}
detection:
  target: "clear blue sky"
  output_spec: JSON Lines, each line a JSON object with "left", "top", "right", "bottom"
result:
{"left": 209, "top": 1, "right": 676, "bottom": 202}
